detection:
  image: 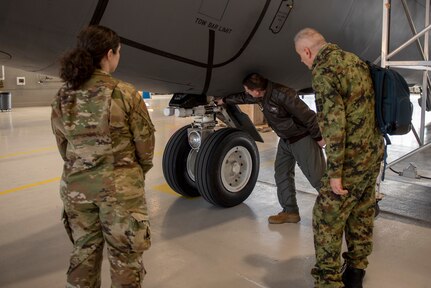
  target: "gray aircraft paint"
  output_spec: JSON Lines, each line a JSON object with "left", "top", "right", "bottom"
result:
{"left": 0, "top": 0, "right": 426, "bottom": 95}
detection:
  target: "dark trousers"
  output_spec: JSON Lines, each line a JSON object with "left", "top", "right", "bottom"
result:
{"left": 274, "top": 135, "right": 326, "bottom": 213}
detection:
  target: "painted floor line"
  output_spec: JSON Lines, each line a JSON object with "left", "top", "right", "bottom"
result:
{"left": 0, "top": 146, "right": 57, "bottom": 159}
{"left": 0, "top": 177, "right": 183, "bottom": 198}
{"left": 0, "top": 147, "right": 164, "bottom": 159}
{"left": 0, "top": 177, "right": 61, "bottom": 196}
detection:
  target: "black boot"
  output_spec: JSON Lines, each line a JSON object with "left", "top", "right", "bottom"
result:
{"left": 342, "top": 266, "right": 365, "bottom": 288}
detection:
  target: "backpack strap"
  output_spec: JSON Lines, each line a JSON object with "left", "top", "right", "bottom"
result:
{"left": 369, "top": 63, "right": 388, "bottom": 135}
{"left": 380, "top": 134, "right": 391, "bottom": 181}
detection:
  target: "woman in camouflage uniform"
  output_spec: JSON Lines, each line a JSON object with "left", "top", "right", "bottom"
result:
{"left": 51, "top": 25, "right": 155, "bottom": 288}
{"left": 295, "top": 28, "right": 384, "bottom": 288}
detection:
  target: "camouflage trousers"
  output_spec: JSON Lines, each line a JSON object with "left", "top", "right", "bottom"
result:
{"left": 62, "top": 194, "right": 151, "bottom": 288}
{"left": 311, "top": 162, "right": 381, "bottom": 288}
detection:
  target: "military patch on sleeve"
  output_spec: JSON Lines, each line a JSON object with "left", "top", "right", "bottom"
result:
{"left": 315, "top": 98, "right": 323, "bottom": 112}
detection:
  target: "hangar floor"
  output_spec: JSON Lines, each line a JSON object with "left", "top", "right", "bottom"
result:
{"left": 0, "top": 95, "right": 430, "bottom": 288}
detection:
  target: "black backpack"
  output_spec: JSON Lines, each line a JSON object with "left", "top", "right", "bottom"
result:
{"left": 367, "top": 62, "right": 413, "bottom": 140}
{"left": 366, "top": 62, "right": 413, "bottom": 179}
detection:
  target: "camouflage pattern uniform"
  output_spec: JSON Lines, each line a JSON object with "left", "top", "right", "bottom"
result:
{"left": 310, "top": 44, "right": 384, "bottom": 287}
{"left": 51, "top": 69, "right": 155, "bottom": 288}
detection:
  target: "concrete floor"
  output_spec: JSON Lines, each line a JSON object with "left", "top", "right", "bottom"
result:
{"left": 0, "top": 95, "right": 430, "bottom": 288}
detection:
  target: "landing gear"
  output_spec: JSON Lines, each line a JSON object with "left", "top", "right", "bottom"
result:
{"left": 162, "top": 127, "right": 260, "bottom": 207}
{"left": 162, "top": 94, "right": 263, "bottom": 207}
{"left": 195, "top": 128, "right": 260, "bottom": 207}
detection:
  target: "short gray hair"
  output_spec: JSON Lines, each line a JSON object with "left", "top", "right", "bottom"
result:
{"left": 294, "top": 28, "right": 327, "bottom": 50}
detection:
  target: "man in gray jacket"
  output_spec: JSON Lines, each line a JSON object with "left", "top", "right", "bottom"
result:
{"left": 216, "top": 73, "right": 325, "bottom": 224}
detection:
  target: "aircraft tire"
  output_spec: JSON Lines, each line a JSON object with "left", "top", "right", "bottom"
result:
{"left": 195, "top": 128, "right": 259, "bottom": 207}
{"left": 162, "top": 125, "right": 200, "bottom": 197}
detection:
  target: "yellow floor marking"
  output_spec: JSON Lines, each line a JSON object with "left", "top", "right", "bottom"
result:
{"left": 151, "top": 183, "right": 180, "bottom": 196}
{"left": 0, "top": 177, "right": 60, "bottom": 196}
{"left": 0, "top": 177, "right": 190, "bottom": 200}
{"left": 0, "top": 147, "right": 163, "bottom": 159}
{"left": 151, "top": 183, "right": 198, "bottom": 200}
{"left": 0, "top": 146, "right": 57, "bottom": 159}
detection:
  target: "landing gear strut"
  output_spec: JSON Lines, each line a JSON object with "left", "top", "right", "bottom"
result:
{"left": 162, "top": 93, "right": 263, "bottom": 207}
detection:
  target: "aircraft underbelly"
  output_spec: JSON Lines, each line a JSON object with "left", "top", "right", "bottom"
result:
{"left": 0, "top": 0, "right": 427, "bottom": 94}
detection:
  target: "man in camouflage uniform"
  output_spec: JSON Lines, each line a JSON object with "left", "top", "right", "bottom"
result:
{"left": 294, "top": 28, "right": 384, "bottom": 287}
{"left": 51, "top": 68, "right": 155, "bottom": 287}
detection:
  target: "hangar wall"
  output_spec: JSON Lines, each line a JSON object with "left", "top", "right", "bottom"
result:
{"left": 0, "top": 66, "right": 62, "bottom": 108}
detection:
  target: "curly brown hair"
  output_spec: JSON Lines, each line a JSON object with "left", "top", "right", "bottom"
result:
{"left": 60, "top": 25, "right": 120, "bottom": 89}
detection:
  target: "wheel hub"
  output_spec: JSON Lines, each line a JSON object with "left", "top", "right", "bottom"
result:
{"left": 231, "top": 161, "right": 241, "bottom": 174}
{"left": 221, "top": 146, "right": 252, "bottom": 192}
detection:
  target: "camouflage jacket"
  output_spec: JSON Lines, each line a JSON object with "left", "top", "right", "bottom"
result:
{"left": 312, "top": 44, "right": 383, "bottom": 179}
{"left": 51, "top": 70, "right": 155, "bottom": 201}
{"left": 224, "top": 81, "right": 322, "bottom": 142}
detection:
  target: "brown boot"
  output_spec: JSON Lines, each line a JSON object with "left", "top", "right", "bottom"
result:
{"left": 268, "top": 211, "right": 301, "bottom": 224}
